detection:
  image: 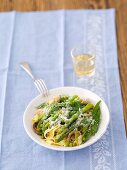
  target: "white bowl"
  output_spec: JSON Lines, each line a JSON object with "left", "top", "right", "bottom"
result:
{"left": 23, "top": 87, "right": 110, "bottom": 151}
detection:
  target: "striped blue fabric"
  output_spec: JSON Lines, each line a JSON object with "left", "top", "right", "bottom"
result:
{"left": 0, "top": 10, "right": 127, "bottom": 170}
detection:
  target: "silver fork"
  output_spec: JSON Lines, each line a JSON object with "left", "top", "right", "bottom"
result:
{"left": 20, "top": 62, "right": 49, "bottom": 97}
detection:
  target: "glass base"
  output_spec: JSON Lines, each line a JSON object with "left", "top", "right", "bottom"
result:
{"left": 73, "top": 73, "right": 95, "bottom": 91}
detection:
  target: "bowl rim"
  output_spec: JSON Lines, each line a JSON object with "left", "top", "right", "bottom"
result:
{"left": 23, "top": 86, "right": 110, "bottom": 151}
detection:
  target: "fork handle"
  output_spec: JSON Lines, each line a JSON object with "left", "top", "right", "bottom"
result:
{"left": 20, "top": 62, "right": 35, "bottom": 80}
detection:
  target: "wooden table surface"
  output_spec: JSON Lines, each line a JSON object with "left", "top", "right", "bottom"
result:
{"left": 0, "top": 0, "right": 127, "bottom": 133}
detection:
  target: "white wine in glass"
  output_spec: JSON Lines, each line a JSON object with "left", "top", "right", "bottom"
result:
{"left": 71, "top": 46, "right": 95, "bottom": 77}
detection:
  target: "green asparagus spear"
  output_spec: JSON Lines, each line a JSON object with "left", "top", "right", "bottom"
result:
{"left": 36, "top": 103, "right": 47, "bottom": 109}
{"left": 82, "top": 103, "right": 94, "bottom": 113}
{"left": 92, "top": 101, "right": 101, "bottom": 120}
{"left": 91, "top": 107, "right": 101, "bottom": 135}
{"left": 55, "top": 124, "right": 78, "bottom": 143}
{"left": 58, "top": 112, "right": 80, "bottom": 134}
{"left": 82, "top": 128, "right": 92, "bottom": 142}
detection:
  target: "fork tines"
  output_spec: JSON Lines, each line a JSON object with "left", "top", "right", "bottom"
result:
{"left": 34, "top": 79, "right": 49, "bottom": 97}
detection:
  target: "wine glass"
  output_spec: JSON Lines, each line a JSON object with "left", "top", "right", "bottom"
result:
{"left": 71, "top": 45, "right": 96, "bottom": 88}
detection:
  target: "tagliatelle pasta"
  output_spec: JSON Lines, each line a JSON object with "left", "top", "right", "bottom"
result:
{"left": 32, "top": 95, "right": 101, "bottom": 147}
{"left": 44, "top": 125, "right": 60, "bottom": 139}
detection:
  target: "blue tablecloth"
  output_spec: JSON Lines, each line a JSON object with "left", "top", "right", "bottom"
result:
{"left": 0, "top": 9, "right": 127, "bottom": 170}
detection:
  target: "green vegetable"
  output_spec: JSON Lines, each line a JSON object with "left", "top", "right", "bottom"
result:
{"left": 82, "top": 103, "right": 94, "bottom": 112}
{"left": 58, "top": 112, "right": 80, "bottom": 134}
{"left": 92, "top": 101, "right": 101, "bottom": 121}
{"left": 36, "top": 103, "right": 47, "bottom": 109}
{"left": 91, "top": 108, "right": 101, "bottom": 135}
{"left": 60, "top": 96, "right": 69, "bottom": 102}
{"left": 55, "top": 124, "right": 78, "bottom": 143}
{"left": 32, "top": 95, "right": 101, "bottom": 147}
{"left": 82, "top": 127, "right": 92, "bottom": 142}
